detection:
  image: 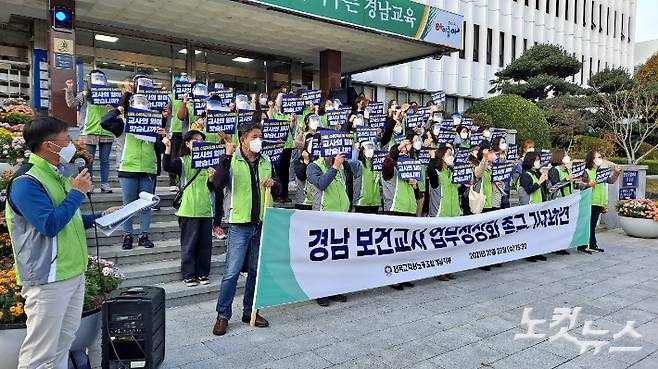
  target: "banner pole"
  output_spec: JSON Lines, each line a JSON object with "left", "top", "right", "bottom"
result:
{"left": 251, "top": 186, "right": 272, "bottom": 327}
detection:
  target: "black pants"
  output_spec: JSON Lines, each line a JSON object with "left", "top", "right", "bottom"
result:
{"left": 178, "top": 217, "right": 213, "bottom": 280}
{"left": 169, "top": 133, "right": 183, "bottom": 186}
{"left": 355, "top": 206, "right": 379, "bottom": 214}
{"left": 383, "top": 211, "right": 414, "bottom": 217}
{"left": 295, "top": 204, "right": 312, "bottom": 210}
{"left": 459, "top": 185, "right": 472, "bottom": 215}
{"left": 590, "top": 205, "right": 604, "bottom": 248}
{"left": 276, "top": 148, "right": 293, "bottom": 199}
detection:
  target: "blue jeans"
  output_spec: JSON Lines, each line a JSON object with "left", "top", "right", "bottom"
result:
{"left": 85, "top": 142, "right": 112, "bottom": 185}
{"left": 119, "top": 175, "right": 154, "bottom": 236}
{"left": 216, "top": 223, "right": 261, "bottom": 320}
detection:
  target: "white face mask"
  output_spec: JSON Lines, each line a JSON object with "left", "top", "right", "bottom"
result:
{"left": 394, "top": 126, "right": 403, "bottom": 135}
{"left": 51, "top": 141, "right": 76, "bottom": 164}
{"left": 483, "top": 130, "right": 491, "bottom": 138}
{"left": 413, "top": 140, "right": 422, "bottom": 151}
{"left": 432, "top": 127, "right": 441, "bottom": 136}
{"left": 433, "top": 114, "right": 442, "bottom": 123}
{"left": 354, "top": 117, "right": 364, "bottom": 126}
{"left": 445, "top": 155, "right": 455, "bottom": 167}
{"left": 363, "top": 109, "right": 370, "bottom": 119}
{"left": 460, "top": 132, "right": 468, "bottom": 140}
{"left": 594, "top": 158, "right": 603, "bottom": 167}
{"left": 259, "top": 98, "right": 268, "bottom": 106}
{"left": 562, "top": 155, "right": 572, "bottom": 165}
{"left": 526, "top": 147, "right": 535, "bottom": 153}
{"left": 308, "top": 118, "right": 320, "bottom": 131}
{"left": 248, "top": 138, "right": 262, "bottom": 153}
{"left": 499, "top": 142, "right": 508, "bottom": 152}
{"left": 534, "top": 161, "right": 541, "bottom": 170}
{"left": 364, "top": 148, "right": 374, "bottom": 158}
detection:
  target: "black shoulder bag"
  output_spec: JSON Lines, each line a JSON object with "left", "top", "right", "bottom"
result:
{"left": 172, "top": 169, "right": 202, "bottom": 209}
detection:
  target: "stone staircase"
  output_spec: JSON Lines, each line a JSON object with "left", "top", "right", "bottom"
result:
{"left": 84, "top": 148, "right": 293, "bottom": 307}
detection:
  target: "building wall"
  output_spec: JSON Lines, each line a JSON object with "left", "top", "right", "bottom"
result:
{"left": 352, "top": 0, "right": 636, "bottom": 112}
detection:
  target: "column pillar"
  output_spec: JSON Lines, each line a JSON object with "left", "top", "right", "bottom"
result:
{"left": 48, "top": 0, "right": 77, "bottom": 126}
{"left": 320, "top": 49, "right": 341, "bottom": 100}
{"left": 290, "top": 61, "right": 303, "bottom": 90}
{"left": 185, "top": 41, "right": 196, "bottom": 81}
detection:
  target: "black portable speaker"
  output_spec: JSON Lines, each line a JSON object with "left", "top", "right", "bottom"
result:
{"left": 101, "top": 286, "right": 165, "bottom": 369}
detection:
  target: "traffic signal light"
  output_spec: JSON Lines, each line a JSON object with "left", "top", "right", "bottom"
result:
{"left": 52, "top": 6, "right": 73, "bottom": 30}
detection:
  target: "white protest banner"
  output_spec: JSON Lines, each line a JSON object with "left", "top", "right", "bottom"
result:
{"left": 320, "top": 130, "right": 353, "bottom": 158}
{"left": 206, "top": 111, "right": 237, "bottom": 134}
{"left": 124, "top": 107, "right": 162, "bottom": 139}
{"left": 89, "top": 86, "right": 122, "bottom": 106}
{"left": 253, "top": 190, "right": 593, "bottom": 309}
{"left": 191, "top": 141, "right": 226, "bottom": 169}
{"left": 262, "top": 119, "right": 290, "bottom": 142}
{"left": 281, "top": 95, "right": 306, "bottom": 114}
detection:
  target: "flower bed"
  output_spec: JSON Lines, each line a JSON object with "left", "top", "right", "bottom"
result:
{"left": 616, "top": 199, "right": 658, "bottom": 221}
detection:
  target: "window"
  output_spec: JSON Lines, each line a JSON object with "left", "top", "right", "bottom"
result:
{"left": 353, "top": 84, "right": 376, "bottom": 101}
{"left": 628, "top": 17, "right": 631, "bottom": 42}
{"left": 581, "top": 55, "right": 585, "bottom": 85}
{"left": 445, "top": 96, "right": 457, "bottom": 114}
{"left": 589, "top": 56, "right": 593, "bottom": 79}
{"left": 459, "top": 21, "right": 466, "bottom": 59}
{"left": 398, "top": 90, "right": 408, "bottom": 104}
{"left": 473, "top": 24, "right": 480, "bottom": 62}
{"left": 525, "top": 0, "right": 529, "bottom": 5}
{"left": 486, "top": 28, "right": 493, "bottom": 65}
{"left": 565, "top": 0, "right": 569, "bottom": 20}
{"left": 621, "top": 13, "right": 625, "bottom": 40}
{"left": 409, "top": 92, "right": 421, "bottom": 105}
{"left": 511, "top": 35, "right": 517, "bottom": 61}
{"left": 536, "top": 0, "right": 539, "bottom": 10}
{"left": 606, "top": 7, "right": 610, "bottom": 35}
{"left": 599, "top": 4, "right": 602, "bottom": 32}
{"left": 523, "top": 38, "right": 528, "bottom": 52}
{"left": 385, "top": 89, "right": 397, "bottom": 104}
{"left": 546, "top": 0, "right": 551, "bottom": 14}
{"left": 582, "top": 0, "right": 587, "bottom": 26}
{"left": 500, "top": 32, "right": 506, "bottom": 66}
{"left": 591, "top": 1, "right": 596, "bottom": 29}
{"left": 556, "top": 0, "right": 560, "bottom": 16}
{"left": 574, "top": 0, "right": 578, "bottom": 24}
{"left": 613, "top": 10, "right": 617, "bottom": 37}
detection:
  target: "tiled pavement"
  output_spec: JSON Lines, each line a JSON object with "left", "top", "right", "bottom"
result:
{"left": 162, "top": 230, "right": 658, "bottom": 369}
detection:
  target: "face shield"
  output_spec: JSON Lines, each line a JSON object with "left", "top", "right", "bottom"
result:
{"left": 206, "top": 99, "right": 226, "bottom": 111}
{"left": 308, "top": 114, "right": 321, "bottom": 130}
{"left": 130, "top": 94, "right": 150, "bottom": 111}
{"left": 353, "top": 113, "right": 365, "bottom": 127}
{"left": 89, "top": 71, "right": 108, "bottom": 86}
{"left": 135, "top": 76, "right": 154, "bottom": 91}
{"left": 175, "top": 75, "right": 190, "bottom": 83}
{"left": 213, "top": 82, "right": 225, "bottom": 90}
{"left": 235, "top": 94, "right": 250, "bottom": 110}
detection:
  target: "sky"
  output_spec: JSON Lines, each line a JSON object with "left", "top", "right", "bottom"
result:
{"left": 635, "top": 0, "right": 658, "bottom": 43}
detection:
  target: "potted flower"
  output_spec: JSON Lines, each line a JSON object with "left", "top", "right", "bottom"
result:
{"left": 616, "top": 199, "right": 658, "bottom": 239}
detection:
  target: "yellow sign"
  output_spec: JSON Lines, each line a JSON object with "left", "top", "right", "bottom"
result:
{"left": 53, "top": 38, "right": 74, "bottom": 55}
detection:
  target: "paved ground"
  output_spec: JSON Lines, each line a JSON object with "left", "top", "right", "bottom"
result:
{"left": 163, "top": 230, "right": 658, "bottom": 369}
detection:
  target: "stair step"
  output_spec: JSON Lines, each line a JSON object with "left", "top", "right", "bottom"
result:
{"left": 120, "top": 255, "right": 226, "bottom": 287}
{"left": 158, "top": 274, "right": 247, "bottom": 308}
{"left": 86, "top": 221, "right": 182, "bottom": 246}
{"left": 90, "top": 238, "right": 226, "bottom": 265}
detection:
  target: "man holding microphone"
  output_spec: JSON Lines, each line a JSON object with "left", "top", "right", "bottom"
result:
{"left": 6, "top": 117, "right": 121, "bottom": 369}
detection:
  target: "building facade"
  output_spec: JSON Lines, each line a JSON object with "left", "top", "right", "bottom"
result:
{"left": 352, "top": 0, "right": 636, "bottom": 114}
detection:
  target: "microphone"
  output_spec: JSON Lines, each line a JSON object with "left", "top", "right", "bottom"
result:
{"left": 73, "top": 157, "right": 92, "bottom": 199}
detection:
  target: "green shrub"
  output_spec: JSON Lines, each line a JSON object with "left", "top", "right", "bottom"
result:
{"left": 638, "top": 142, "right": 658, "bottom": 161}
{"left": 467, "top": 94, "right": 551, "bottom": 148}
{"left": 608, "top": 157, "right": 658, "bottom": 175}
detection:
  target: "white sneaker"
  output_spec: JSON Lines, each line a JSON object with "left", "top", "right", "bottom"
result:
{"left": 288, "top": 182, "right": 297, "bottom": 192}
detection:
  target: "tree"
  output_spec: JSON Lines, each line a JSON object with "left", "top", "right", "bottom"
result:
{"left": 596, "top": 75, "right": 658, "bottom": 164}
{"left": 588, "top": 67, "right": 635, "bottom": 93}
{"left": 489, "top": 44, "right": 583, "bottom": 101}
{"left": 537, "top": 95, "right": 597, "bottom": 149}
{"left": 467, "top": 94, "right": 551, "bottom": 148}
{"left": 636, "top": 52, "right": 658, "bottom": 88}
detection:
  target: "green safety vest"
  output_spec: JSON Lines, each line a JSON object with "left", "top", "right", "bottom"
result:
{"left": 313, "top": 158, "right": 350, "bottom": 212}
{"left": 83, "top": 99, "right": 113, "bottom": 137}
{"left": 226, "top": 152, "right": 273, "bottom": 223}
{"left": 528, "top": 172, "right": 543, "bottom": 204}
{"left": 356, "top": 160, "right": 381, "bottom": 207}
{"left": 384, "top": 170, "right": 417, "bottom": 214}
{"left": 302, "top": 180, "right": 313, "bottom": 206}
{"left": 119, "top": 133, "right": 158, "bottom": 174}
{"left": 587, "top": 168, "right": 607, "bottom": 206}
{"left": 557, "top": 166, "right": 574, "bottom": 197}
{"left": 169, "top": 93, "right": 185, "bottom": 134}
{"left": 176, "top": 156, "right": 214, "bottom": 218}
{"left": 438, "top": 169, "right": 460, "bottom": 217}
{"left": 482, "top": 170, "right": 493, "bottom": 209}
{"left": 6, "top": 154, "right": 87, "bottom": 285}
